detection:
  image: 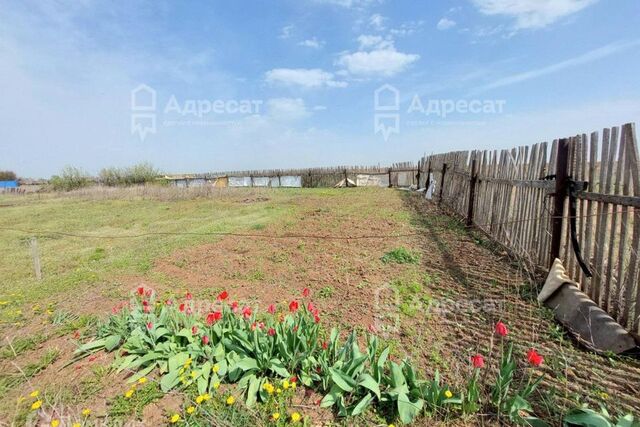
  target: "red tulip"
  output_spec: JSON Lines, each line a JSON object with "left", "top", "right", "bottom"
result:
{"left": 251, "top": 322, "right": 257, "bottom": 331}
{"left": 242, "top": 306, "right": 252, "bottom": 319}
{"left": 192, "top": 325, "right": 198, "bottom": 335}
{"left": 146, "top": 322, "right": 153, "bottom": 330}
{"left": 368, "top": 324, "right": 377, "bottom": 333}
{"left": 73, "top": 330, "right": 80, "bottom": 339}
{"left": 314, "top": 313, "right": 321, "bottom": 323}
{"left": 217, "top": 290, "right": 228, "bottom": 301}
{"left": 137, "top": 286, "right": 144, "bottom": 296}
{"left": 307, "top": 302, "right": 315, "bottom": 312}
{"left": 231, "top": 301, "right": 239, "bottom": 313}
{"left": 186, "top": 292, "right": 193, "bottom": 300}
{"left": 165, "top": 299, "right": 173, "bottom": 306}
{"left": 186, "top": 307, "right": 193, "bottom": 315}
{"left": 268, "top": 327, "right": 276, "bottom": 336}
{"left": 267, "top": 304, "right": 276, "bottom": 314}
{"left": 471, "top": 354, "right": 485, "bottom": 369}
{"left": 527, "top": 349, "right": 544, "bottom": 367}
{"left": 145, "top": 289, "right": 153, "bottom": 298}
{"left": 289, "top": 300, "right": 299, "bottom": 312}
{"left": 179, "top": 303, "right": 186, "bottom": 312}
{"left": 321, "top": 341, "right": 328, "bottom": 350}
{"left": 302, "top": 288, "right": 310, "bottom": 298}
{"left": 495, "top": 321, "right": 508, "bottom": 337}
{"left": 290, "top": 376, "right": 298, "bottom": 383}
{"left": 206, "top": 311, "right": 222, "bottom": 325}
{"left": 143, "top": 306, "right": 151, "bottom": 313}
{"left": 202, "top": 335, "right": 209, "bottom": 345}
{"left": 142, "top": 300, "right": 149, "bottom": 306}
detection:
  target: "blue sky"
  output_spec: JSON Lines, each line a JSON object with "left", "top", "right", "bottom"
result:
{"left": 1, "top": 0, "right": 640, "bottom": 177}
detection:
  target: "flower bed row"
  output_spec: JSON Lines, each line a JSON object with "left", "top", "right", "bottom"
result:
{"left": 72, "top": 288, "right": 636, "bottom": 426}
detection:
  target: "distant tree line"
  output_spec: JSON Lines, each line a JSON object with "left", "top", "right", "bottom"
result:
{"left": 49, "top": 163, "right": 161, "bottom": 191}
{"left": 0, "top": 171, "right": 17, "bottom": 181}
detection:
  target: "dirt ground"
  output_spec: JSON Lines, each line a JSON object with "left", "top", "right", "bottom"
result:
{"left": 1, "top": 188, "right": 639, "bottom": 426}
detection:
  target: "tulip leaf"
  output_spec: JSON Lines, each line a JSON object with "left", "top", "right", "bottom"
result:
{"left": 320, "top": 385, "right": 343, "bottom": 408}
{"left": 236, "top": 357, "right": 258, "bottom": 371}
{"left": 358, "top": 373, "right": 381, "bottom": 399}
{"left": 351, "top": 393, "right": 374, "bottom": 416}
{"left": 397, "top": 392, "right": 423, "bottom": 424}
{"left": 329, "top": 367, "right": 356, "bottom": 392}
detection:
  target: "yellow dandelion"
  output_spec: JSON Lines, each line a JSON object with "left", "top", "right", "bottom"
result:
{"left": 184, "top": 358, "right": 192, "bottom": 367}
{"left": 31, "top": 400, "right": 42, "bottom": 410}
{"left": 291, "top": 382, "right": 296, "bottom": 390}
{"left": 51, "top": 420, "right": 60, "bottom": 427}
{"left": 124, "top": 389, "right": 135, "bottom": 398}
{"left": 196, "top": 395, "right": 205, "bottom": 404}
{"left": 212, "top": 364, "right": 220, "bottom": 373}
{"left": 17, "top": 396, "right": 25, "bottom": 403}
{"left": 170, "top": 413, "right": 180, "bottom": 423}
{"left": 389, "top": 424, "right": 396, "bottom": 427}
{"left": 444, "top": 390, "right": 453, "bottom": 399}
{"left": 276, "top": 388, "right": 282, "bottom": 394}
{"left": 187, "top": 406, "right": 196, "bottom": 414}
{"left": 138, "top": 377, "right": 147, "bottom": 384}
{"left": 213, "top": 381, "right": 221, "bottom": 390}
{"left": 190, "top": 371, "right": 196, "bottom": 379}
{"left": 271, "top": 412, "right": 280, "bottom": 421}
{"left": 82, "top": 408, "right": 91, "bottom": 416}
{"left": 600, "top": 392, "right": 609, "bottom": 400}
{"left": 73, "top": 423, "right": 81, "bottom": 427}
{"left": 202, "top": 393, "right": 211, "bottom": 401}
{"left": 30, "top": 390, "right": 39, "bottom": 398}
{"left": 226, "top": 395, "right": 235, "bottom": 405}
{"left": 290, "top": 412, "right": 302, "bottom": 423}
{"left": 282, "top": 380, "right": 290, "bottom": 390}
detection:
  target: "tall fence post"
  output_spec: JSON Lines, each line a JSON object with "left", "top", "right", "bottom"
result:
{"left": 438, "top": 163, "right": 447, "bottom": 206}
{"left": 388, "top": 168, "right": 392, "bottom": 188}
{"left": 466, "top": 158, "right": 478, "bottom": 226}
{"left": 550, "top": 138, "right": 570, "bottom": 266}
{"left": 425, "top": 160, "right": 431, "bottom": 192}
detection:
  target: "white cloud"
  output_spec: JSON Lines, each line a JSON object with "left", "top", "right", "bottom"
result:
{"left": 279, "top": 24, "right": 294, "bottom": 39}
{"left": 437, "top": 18, "right": 457, "bottom": 30}
{"left": 313, "top": 105, "right": 327, "bottom": 111}
{"left": 476, "top": 39, "right": 640, "bottom": 92}
{"left": 471, "top": 0, "right": 598, "bottom": 29}
{"left": 369, "top": 13, "right": 386, "bottom": 31}
{"left": 357, "top": 34, "right": 393, "bottom": 50}
{"left": 337, "top": 47, "right": 419, "bottom": 77}
{"left": 267, "top": 98, "right": 310, "bottom": 121}
{"left": 265, "top": 68, "right": 347, "bottom": 88}
{"left": 298, "top": 37, "right": 324, "bottom": 49}
{"left": 312, "top": 0, "right": 381, "bottom": 8}
{"left": 390, "top": 20, "right": 425, "bottom": 37}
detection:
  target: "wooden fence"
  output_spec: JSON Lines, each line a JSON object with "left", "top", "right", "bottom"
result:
{"left": 418, "top": 122, "right": 640, "bottom": 335}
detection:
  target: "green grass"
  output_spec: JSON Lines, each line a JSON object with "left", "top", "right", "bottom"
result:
{"left": 381, "top": 247, "right": 420, "bottom": 264}
{"left": 0, "top": 348, "right": 60, "bottom": 398}
{"left": 0, "top": 189, "right": 302, "bottom": 325}
{"left": 108, "top": 382, "right": 165, "bottom": 419}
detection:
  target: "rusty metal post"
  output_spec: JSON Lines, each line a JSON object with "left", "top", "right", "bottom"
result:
{"left": 550, "top": 138, "right": 570, "bottom": 266}
{"left": 466, "top": 158, "right": 478, "bottom": 226}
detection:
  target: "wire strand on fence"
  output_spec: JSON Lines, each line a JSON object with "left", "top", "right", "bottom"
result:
{"left": 0, "top": 206, "right": 630, "bottom": 241}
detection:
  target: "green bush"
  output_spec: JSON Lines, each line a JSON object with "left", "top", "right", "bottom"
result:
{"left": 50, "top": 166, "right": 91, "bottom": 191}
{"left": 0, "top": 171, "right": 17, "bottom": 181}
{"left": 98, "top": 162, "right": 159, "bottom": 186}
